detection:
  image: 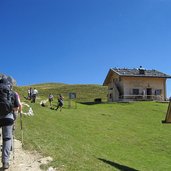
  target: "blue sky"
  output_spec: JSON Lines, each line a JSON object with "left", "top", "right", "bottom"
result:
{"left": 0, "top": 0, "right": 171, "bottom": 97}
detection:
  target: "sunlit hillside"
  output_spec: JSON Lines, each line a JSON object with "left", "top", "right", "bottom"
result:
{"left": 14, "top": 83, "right": 108, "bottom": 102}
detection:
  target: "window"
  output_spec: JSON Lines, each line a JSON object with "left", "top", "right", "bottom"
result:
{"left": 133, "top": 89, "right": 139, "bottom": 95}
{"left": 155, "top": 89, "right": 162, "bottom": 95}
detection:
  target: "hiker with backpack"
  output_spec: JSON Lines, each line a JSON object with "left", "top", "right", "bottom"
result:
{"left": 55, "top": 94, "right": 64, "bottom": 111}
{"left": 0, "top": 77, "right": 21, "bottom": 169}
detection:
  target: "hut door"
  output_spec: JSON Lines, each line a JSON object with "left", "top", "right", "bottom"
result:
{"left": 146, "top": 88, "right": 152, "bottom": 99}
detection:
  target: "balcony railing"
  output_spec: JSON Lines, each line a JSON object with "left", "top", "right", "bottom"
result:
{"left": 120, "top": 95, "right": 163, "bottom": 101}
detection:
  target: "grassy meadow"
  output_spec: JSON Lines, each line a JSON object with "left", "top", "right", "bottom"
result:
{"left": 14, "top": 84, "right": 171, "bottom": 171}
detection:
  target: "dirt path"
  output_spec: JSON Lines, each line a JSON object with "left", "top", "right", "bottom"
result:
{"left": 0, "top": 139, "right": 56, "bottom": 171}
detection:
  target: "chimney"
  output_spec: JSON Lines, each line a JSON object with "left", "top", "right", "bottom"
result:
{"left": 138, "top": 66, "right": 145, "bottom": 75}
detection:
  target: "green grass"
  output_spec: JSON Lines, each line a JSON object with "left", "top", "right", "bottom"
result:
{"left": 15, "top": 99, "right": 171, "bottom": 171}
{"left": 13, "top": 83, "right": 108, "bottom": 102}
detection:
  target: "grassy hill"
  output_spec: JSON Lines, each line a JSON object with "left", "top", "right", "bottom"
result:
{"left": 14, "top": 83, "right": 171, "bottom": 171}
{"left": 14, "top": 83, "right": 108, "bottom": 102}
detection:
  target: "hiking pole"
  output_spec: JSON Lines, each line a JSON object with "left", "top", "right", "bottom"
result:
{"left": 12, "top": 124, "right": 15, "bottom": 163}
{"left": 20, "top": 112, "right": 24, "bottom": 147}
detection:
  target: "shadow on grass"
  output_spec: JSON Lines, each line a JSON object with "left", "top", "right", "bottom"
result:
{"left": 161, "top": 120, "right": 171, "bottom": 124}
{"left": 79, "top": 102, "right": 104, "bottom": 105}
{"left": 79, "top": 101, "right": 132, "bottom": 105}
{"left": 98, "top": 158, "right": 139, "bottom": 171}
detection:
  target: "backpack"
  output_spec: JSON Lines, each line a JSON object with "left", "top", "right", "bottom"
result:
{"left": 0, "top": 83, "right": 14, "bottom": 116}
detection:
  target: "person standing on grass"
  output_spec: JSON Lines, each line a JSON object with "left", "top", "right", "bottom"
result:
{"left": 48, "top": 93, "right": 54, "bottom": 107}
{"left": 31, "top": 88, "right": 38, "bottom": 103}
{"left": 0, "top": 77, "right": 21, "bottom": 169}
{"left": 55, "top": 94, "right": 64, "bottom": 111}
{"left": 29, "top": 87, "right": 33, "bottom": 100}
